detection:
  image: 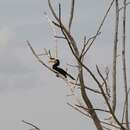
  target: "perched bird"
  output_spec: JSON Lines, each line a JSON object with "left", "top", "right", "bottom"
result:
{"left": 50, "top": 58, "right": 75, "bottom": 80}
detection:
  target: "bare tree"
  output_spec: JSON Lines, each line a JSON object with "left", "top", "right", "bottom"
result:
{"left": 25, "top": 0, "right": 129, "bottom": 130}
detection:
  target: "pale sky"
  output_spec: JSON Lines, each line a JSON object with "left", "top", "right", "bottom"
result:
{"left": 0, "top": 0, "right": 130, "bottom": 130}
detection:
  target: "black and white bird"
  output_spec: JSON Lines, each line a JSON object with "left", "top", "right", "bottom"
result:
{"left": 50, "top": 58, "right": 75, "bottom": 80}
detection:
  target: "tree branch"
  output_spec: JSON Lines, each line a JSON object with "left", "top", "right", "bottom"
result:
{"left": 68, "top": 0, "right": 75, "bottom": 32}
{"left": 27, "top": 40, "right": 54, "bottom": 72}
{"left": 122, "top": 0, "right": 129, "bottom": 129}
{"left": 22, "top": 120, "right": 40, "bottom": 130}
{"left": 75, "top": 104, "right": 110, "bottom": 113}
{"left": 111, "top": 0, "right": 119, "bottom": 116}
{"left": 119, "top": 2, "right": 130, "bottom": 11}
{"left": 80, "top": 32, "right": 101, "bottom": 59}
{"left": 96, "top": 65, "right": 110, "bottom": 98}
{"left": 121, "top": 87, "right": 130, "bottom": 124}
{"left": 82, "top": 0, "right": 115, "bottom": 56}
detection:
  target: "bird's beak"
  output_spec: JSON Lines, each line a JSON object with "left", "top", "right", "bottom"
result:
{"left": 49, "top": 58, "right": 55, "bottom": 63}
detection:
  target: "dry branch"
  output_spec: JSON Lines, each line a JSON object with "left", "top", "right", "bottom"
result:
{"left": 122, "top": 87, "right": 130, "bottom": 124}
{"left": 96, "top": 65, "right": 110, "bottom": 98}
{"left": 27, "top": 40, "right": 55, "bottom": 73}
{"left": 122, "top": 0, "right": 129, "bottom": 129}
{"left": 82, "top": 0, "right": 115, "bottom": 56}
{"left": 22, "top": 120, "right": 40, "bottom": 130}
{"left": 119, "top": 2, "right": 130, "bottom": 11}
{"left": 111, "top": 0, "right": 119, "bottom": 116}
{"left": 75, "top": 104, "right": 110, "bottom": 113}
{"left": 68, "top": 0, "right": 75, "bottom": 32}
{"left": 80, "top": 32, "right": 101, "bottom": 59}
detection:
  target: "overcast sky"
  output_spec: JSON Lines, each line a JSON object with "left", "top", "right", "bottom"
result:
{"left": 0, "top": 0, "right": 130, "bottom": 130}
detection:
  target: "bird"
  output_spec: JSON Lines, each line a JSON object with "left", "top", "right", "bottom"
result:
{"left": 50, "top": 58, "right": 75, "bottom": 80}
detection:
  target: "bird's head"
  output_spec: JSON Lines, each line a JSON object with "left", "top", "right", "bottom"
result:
{"left": 49, "top": 58, "right": 60, "bottom": 65}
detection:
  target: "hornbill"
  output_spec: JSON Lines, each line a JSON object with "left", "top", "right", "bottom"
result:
{"left": 50, "top": 58, "right": 75, "bottom": 80}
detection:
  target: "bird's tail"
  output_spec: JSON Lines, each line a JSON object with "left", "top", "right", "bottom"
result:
{"left": 66, "top": 73, "right": 75, "bottom": 80}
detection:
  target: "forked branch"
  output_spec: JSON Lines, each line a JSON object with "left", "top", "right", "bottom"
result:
{"left": 27, "top": 40, "right": 55, "bottom": 73}
{"left": 82, "top": 0, "right": 115, "bottom": 56}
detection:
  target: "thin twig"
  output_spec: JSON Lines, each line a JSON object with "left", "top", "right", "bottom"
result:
{"left": 75, "top": 83, "right": 102, "bottom": 95}
{"left": 121, "top": 87, "right": 130, "bottom": 124}
{"left": 67, "top": 102, "right": 90, "bottom": 118}
{"left": 69, "top": 0, "right": 75, "bottom": 32}
{"left": 119, "top": 2, "right": 130, "bottom": 11}
{"left": 22, "top": 120, "right": 40, "bottom": 130}
{"left": 82, "top": 0, "right": 115, "bottom": 56}
{"left": 27, "top": 40, "right": 55, "bottom": 73}
{"left": 54, "top": 35, "right": 66, "bottom": 39}
{"left": 96, "top": 65, "right": 110, "bottom": 98}
{"left": 122, "top": 0, "right": 129, "bottom": 129}
{"left": 102, "top": 67, "right": 110, "bottom": 95}
{"left": 101, "top": 121, "right": 121, "bottom": 130}
{"left": 111, "top": 0, "right": 119, "bottom": 117}
{"left": 80, "top": 32, "right": 101, "bottom": 59}
{"left": 67, "top": 64, "right": 79, "bottom": 68}
{"left": 75, "top": 104, "right": 110, "bottom": 113}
